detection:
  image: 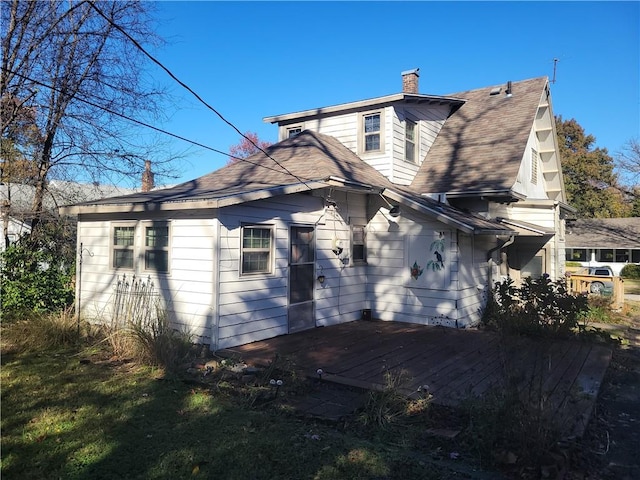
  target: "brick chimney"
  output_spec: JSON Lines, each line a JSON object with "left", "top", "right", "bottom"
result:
{"left": 141, "top": 160, "right": 154, "bottom": 192}
{"left": 401, "top": 68, "right": 420, "bottom": 94}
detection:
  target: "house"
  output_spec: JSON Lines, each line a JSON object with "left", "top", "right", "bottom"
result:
{"left": 1, "top": 180, "right": 137, "bottom": 252}
{"left": 565, "top": 217, "right": 640, "bottom": 275}
{"left": 61, "top": 71, "right": 573, "bottom": 350}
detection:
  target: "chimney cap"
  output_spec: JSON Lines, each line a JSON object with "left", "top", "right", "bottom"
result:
{"left": 401, "top": 68, "right": 420, "bottom": 77}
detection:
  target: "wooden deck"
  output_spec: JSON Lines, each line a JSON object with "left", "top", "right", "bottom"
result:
{"left": 218, "top": 320, "right": 612, "bottom": 438}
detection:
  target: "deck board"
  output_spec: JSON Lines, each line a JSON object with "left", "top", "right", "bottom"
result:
{"left": 217, "top": 320, "right": 611, "bottom": 437}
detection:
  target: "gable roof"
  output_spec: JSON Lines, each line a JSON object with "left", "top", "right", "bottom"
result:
{"left": 410, "top": 77, "right": 548, "bottom": 197}
{"left": 565, "top": 218, "right": 640, "bottom": 249}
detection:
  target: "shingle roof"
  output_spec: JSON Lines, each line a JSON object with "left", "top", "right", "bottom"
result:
{"left": 565, "top": 218, "right": 640, "bottom": 249}
{"left": 410, "top": 77, "right": 548, "bottom": 195}
{"left": 71, "top": 131, "right": 397, "bottom": 208}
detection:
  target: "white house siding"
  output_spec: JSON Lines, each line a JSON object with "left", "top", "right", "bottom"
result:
{"left": 76, "top": 214, "right": 217, "bottom": 343}
{"left": 215, "top": 190, "right": 368, "bottom": 349}
{"left": 493, "top": 202, "right": 563, "bottom": 280}
{"left": 390, "top": 105, "right": 451, "bottom": 186}
{"left": 365, "top": 206, "right": 489, "bottom": 328}
{"left": 513, "top": 127, "right": 551, "bottom": 200}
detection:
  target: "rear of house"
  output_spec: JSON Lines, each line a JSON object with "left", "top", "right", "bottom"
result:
{"left": 63, "top": 71, "right": 572, "bottom": 350}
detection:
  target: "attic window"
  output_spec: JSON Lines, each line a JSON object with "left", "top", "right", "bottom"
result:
{"left": 287, "top": 125, "right": 302, "bottom": 138}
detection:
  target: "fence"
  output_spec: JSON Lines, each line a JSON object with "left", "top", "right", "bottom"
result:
{"left": 567, "top": 274, "right": 625, "bottom": 310}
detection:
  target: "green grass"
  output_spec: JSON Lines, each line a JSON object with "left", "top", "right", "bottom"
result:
{"left": 623, "top": 278, "right": 640, "bottom": 295}
{"left": 1, "top": 344, "right": 477, "bottom": 480}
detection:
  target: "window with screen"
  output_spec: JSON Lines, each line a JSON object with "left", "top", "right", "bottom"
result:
{"left": 241, "top": 226, "right": 273, "bottom": 274}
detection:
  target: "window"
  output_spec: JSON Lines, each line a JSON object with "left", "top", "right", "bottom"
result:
{"left": 113, "top": 225, "right": 135, "bottom": 269}
{"left": 351, "top": 226, "right": 367, "bottom": 264}
{"left": 632, "top": 250, "right": 640, "bottom": 263}
{"left": 144, "top": 223, "right": 169, "bottom": 273}
{"left": 531, "top": 148, "right": 539, "bottom": 184}
{"left": 597, "top": 249, "right": 614, "bottom": 262}
{"left": 363, "top": 112, "right": 381, "bottom": 152}
{"left": 568, "top": 248, "right": 587, "bottom": 262}
{"left": 615, "top": 249, "right": 629, "bottom": 263}
{"left": 286, "top": 126, "right": 302, "bottom": 138}
{"left": 241, "top": 226, "right": 273, "bottom": 275}
{"left": 405, "top": 119, "right": 417, "bottom": 162}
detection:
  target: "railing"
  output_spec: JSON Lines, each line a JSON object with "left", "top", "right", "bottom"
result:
{"left": 567, "top": 274, "right": 625, "bottom": 310}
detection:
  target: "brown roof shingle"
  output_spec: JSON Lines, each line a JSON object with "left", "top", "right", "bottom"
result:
{"left": 411, "top": 77, "right": 548, "bottom": 195}
{"left": 565, "top": 218, "right": 640, "bottom": 249}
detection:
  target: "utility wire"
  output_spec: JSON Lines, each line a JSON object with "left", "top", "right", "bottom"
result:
{"left": 87, "top": 0, "right": 313, "bottom": 190}
{"left": 3, "top": 67, "right": 321, "bottom": 182}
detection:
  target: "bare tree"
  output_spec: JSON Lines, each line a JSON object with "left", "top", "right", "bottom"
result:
{"left": 616, "top": 138, "right": 640, "bottom": 188}
{"left": 1, "top": 0, "right": 175, "bottom": 231}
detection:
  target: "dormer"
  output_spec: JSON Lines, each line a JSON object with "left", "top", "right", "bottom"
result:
{"left": 263, "top": 70, "right": 465, "bottom": 186}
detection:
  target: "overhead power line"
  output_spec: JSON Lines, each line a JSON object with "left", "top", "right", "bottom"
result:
{"left": 2, "top": 67, "right": 320, "bottom": 182}
{"left": 87, "top": 0, "right": 312, "bottom": 190}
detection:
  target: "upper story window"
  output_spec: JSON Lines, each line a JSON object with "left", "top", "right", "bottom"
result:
{"left": 287, "top": 125, "right": 302, "bottom": 138}
{"left": 144, "top": 223, "right": 170, "bottom": 273}
{"left": 113, "top": 225, "right": 135, "bottom": 269}
{"left": 405, "top": 119, "right": 417, "bottom": 163}
{"left": 241, "top": 225, "right": 273, "bottom": 275}
{"left": 363, "top": 112, "right": 381, "bottom": 152}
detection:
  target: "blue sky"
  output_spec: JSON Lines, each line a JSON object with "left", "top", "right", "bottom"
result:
{"left": 148, "top": 1, "right": 639, "bottom": 185}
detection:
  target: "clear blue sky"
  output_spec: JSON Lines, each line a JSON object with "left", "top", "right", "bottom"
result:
{"left": 147, "top": 1, "right": 639, "bottom": 185}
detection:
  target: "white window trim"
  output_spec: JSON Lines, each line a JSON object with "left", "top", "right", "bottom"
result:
{"left": 240, "top": 224, "right": 275, "bottom": 276}
{"left": 285, "top": 124, "right": 304, "bottom": 139}
{"left": 141, "top": 221, "right": 171, "bottom": 274}
{"left": 111, "top": 222, "right": 136, "bottom": 271}
{"left": 110, "top": 221, "right": 172, "bottom": 274}
{"left": 404, "top": 117, "right": 418, "bottom": 163}
{"left": 358, "top": 110, "right": 385, "bottom": 154}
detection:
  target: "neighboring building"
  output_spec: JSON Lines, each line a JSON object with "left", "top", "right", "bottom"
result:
{"left": 62, "top": 72, "right": 573, "bottom": 350}
{"left": 1, "top": 180, "right": 136, "bottom": 252}
{"left": 565, "top": 217, "right": 640, "bottom": 275}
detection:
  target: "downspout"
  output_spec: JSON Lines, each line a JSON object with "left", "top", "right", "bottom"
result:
{"left": 211, "top": 217, "right": 221, "bottom": 352}
{"left": 487, "top": 235, "right": 515, "bottom": 287}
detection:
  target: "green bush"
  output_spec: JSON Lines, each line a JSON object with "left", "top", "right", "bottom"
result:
{"left": 620, "top": 263, "right": 640, "bottom": 279}
{"left": 1, "top": 235, "right": 75, "bottom": 319}
{"left": 482, "top": 275, "right": 589, "bottom": 338}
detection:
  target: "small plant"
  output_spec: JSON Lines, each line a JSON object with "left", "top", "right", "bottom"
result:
{"left": 358, "top": 369, "right": 411, "bottom": 427}
{"left": 104, "top": 275, "right": 192, "bottom": 370}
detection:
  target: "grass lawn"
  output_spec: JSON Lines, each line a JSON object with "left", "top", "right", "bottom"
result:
{"left": 1, "top": 345, "right": 482, "bottom": 480}
{"left": 623, "top": 278, "right": 640, "bottom": 294}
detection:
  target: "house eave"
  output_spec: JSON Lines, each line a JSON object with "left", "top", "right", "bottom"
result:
{"left": 264, "top": 93, "right": 466, "bottom": 124}
{"left": 60, "top": 181, "right": 327, "bottom": 216}
{"left": 441, "top": 189, "right": 527, "bottom": 203}
{"left": 383, "top": 189, "right": 513, "bottom": 235}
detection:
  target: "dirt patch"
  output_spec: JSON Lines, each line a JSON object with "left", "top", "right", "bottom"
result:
{"left": 570, "top": 304, "right": 640, "bottom": 479}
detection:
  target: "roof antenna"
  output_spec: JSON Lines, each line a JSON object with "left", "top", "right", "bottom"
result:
{"left": 552, "top": 58, "right": 559, "bottom": 84}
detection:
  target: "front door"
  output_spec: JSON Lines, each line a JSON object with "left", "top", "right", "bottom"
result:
{"left": 288, "top": 226, "right": 315, "bottom": 333}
